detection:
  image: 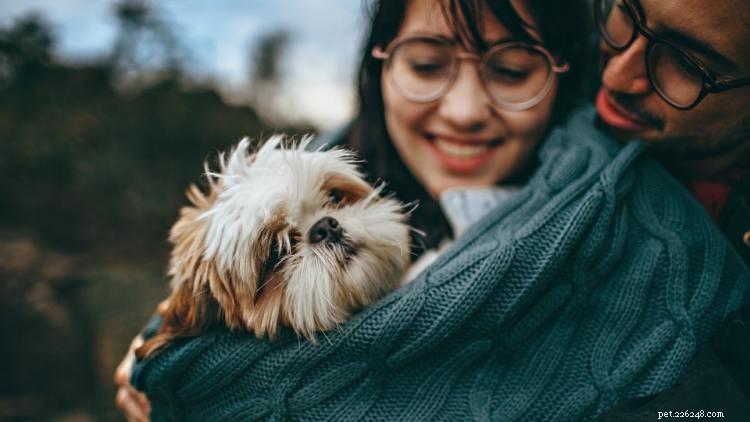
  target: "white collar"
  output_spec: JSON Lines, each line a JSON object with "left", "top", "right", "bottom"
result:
{"left": 438, "top": 185, "right": 521, "bottom": 238}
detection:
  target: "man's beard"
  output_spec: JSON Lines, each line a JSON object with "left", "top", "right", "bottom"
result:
{"left": 647, "top": 115, "right": 750, "bottom": 160}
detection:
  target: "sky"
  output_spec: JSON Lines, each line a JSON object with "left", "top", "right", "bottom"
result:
{"left": 0, "top": 0, "right": 370, "bottom": 129}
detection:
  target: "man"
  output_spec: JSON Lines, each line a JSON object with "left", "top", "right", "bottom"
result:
{"left": 116, "top": 0, "right": 750, "bottom": 418}
{"left": 593, "top": 0, "right": 750, "bottom": 418}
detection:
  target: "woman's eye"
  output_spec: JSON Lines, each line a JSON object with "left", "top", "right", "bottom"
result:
{"left": 408, "top": 59, "right": 449, "bottom": 75}
{"left": 487, "top": 65, "right": 529, "bottom": 81}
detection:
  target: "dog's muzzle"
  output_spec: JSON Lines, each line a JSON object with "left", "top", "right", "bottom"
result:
{"left": 308, "top": 217, "right": 343, "bottom": 244}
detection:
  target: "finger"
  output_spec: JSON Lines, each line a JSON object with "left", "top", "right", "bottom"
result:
{"left": 131, "top": 334, "right": 145, "bottom": 350}
{"left": 157, "top": 299, "right": 170, "bottom": 314}
{"left": 114, "top": 353, "right": 133, "bottom": 386}
{"left": 114, "top": 334, "right": 143, "bottom": 386}
{"left": 116, "top": 387, "right": 148, "bottom": 422}
{"left": 114, "top": 345, "right": 137, "bottom": 386}
{"left": 134, "top": 389, "right": 152, "bottom": 416}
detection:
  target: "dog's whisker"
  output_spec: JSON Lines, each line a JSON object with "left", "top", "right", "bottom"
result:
{"left": 255, "top": 278, "right": 272, "bottom": 294}
{"left": 320, "top": 330, "right": 333, "bottom": 346}
{"left": 403, "top": 200, "right": 420, "bottom": 217}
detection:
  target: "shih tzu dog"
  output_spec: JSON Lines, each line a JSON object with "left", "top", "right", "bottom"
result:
{"left": 136, "top": 136, "right": 410, "bottom": 359}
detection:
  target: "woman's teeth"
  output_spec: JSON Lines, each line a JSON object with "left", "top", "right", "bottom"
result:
{"left": 434, "top": 139, "right": 490, "bottom": 159}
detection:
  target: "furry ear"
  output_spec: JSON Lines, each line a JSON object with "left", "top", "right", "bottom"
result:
{"left": 220, "top": 137, "right": 254, "bottom": 178}
{"left": 245, "top": 270, "right": 287, "bottom": 340}
{"left": 135, "top": 277, "right": 219, "bottom": 360}
{"left": 136, "top": 183, "right": 224, "bottom": 359}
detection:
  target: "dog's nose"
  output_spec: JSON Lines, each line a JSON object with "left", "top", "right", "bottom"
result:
{"left": 308, "top": 217, "right": 343, "bottom": 244}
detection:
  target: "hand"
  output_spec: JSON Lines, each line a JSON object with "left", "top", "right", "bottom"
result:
{"left": 114, "top": 334, "right": 151, "bottom": 422}
{"left": 114, "top": 300, "right": 170, "bottom": 421}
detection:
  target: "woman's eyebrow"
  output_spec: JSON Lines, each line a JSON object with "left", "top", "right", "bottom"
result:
{"left": 401, "top": 32, "right": 523, "bottom": 49}
{"left": 399, "top": 31, "right": 454, "bottom": 43}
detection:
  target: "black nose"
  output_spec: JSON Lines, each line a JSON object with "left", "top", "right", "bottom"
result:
{"left": 308, "top": 217, "right": 343, "bottom": 244}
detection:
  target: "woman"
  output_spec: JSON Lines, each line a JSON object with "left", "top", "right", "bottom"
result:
{"left": 345, "top": 0, "right": 588, "bottom": 256}
{"left": 116, "top": 0, "right": 747, "bottom": 420}
{"left": 117, "top": 0, "right": 589, "bottom": 418}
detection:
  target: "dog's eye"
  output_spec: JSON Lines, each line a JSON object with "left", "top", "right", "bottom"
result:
{"left": 322, "top": 176, "right": 370, "bottom": 206}
{"left": 267, "top": 247, "right": 282, "bottom": 269}
{"left": 258, "top": 240, "right": 288, "bottom": 294}
{"left": 329, "top": 189, "right": 344, "bottom": 205}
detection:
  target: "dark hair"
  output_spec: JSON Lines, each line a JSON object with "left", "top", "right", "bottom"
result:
{"left": 346, "top": 0, "right": 591, "bottom": 258}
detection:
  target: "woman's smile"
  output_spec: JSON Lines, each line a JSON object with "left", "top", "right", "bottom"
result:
{"left": 424, "top": 132, "right": 503, "bottom": 174}
{"left": 381, "top": 0, "right": 556, "bottom": 197}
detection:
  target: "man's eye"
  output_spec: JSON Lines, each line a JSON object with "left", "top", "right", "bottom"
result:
{"left": 671, "top": 53, "right": 700, "bottom": 78}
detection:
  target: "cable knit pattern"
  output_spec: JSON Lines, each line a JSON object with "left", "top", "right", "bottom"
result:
{"left": 132, "top": 106, "right": 749, "bottom": 421}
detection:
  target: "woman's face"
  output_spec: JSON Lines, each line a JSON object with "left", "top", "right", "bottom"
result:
{"left": 382, "top": 0, "right": 557, "bottom": 198}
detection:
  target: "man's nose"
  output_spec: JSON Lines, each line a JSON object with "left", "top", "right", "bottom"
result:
{"left": 600, "top": 36, "right": 651, "bottom": 95}
{"left": 437, "top": 61, "right": 493, "bottom": 131}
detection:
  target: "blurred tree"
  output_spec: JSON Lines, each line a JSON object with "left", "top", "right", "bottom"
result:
{"left": 0, "top": 14, "right": 53, "bottom": 86}
{"left": 110, "top": 0, "right": 185, "bottom": 88}
{"left": 0, "top": 8, "right": 321, "bottom": 419}
{"left": 248, "top": 29, "right": 291, "bottom": 123}
{"left": 0, "top": 7, "right": 318, "bottom": 419}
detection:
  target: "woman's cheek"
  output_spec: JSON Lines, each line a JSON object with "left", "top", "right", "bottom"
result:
{"left": 499, "top": 85, "right": 557, "bottom": 143}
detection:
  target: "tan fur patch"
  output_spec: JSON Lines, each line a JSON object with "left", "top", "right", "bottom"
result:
{"left": 322, "top": 174, "right": 372, "bottom": 206}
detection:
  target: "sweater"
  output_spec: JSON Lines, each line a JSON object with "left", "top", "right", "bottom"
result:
{"left": 600, "top": 139, "right": 750, "bottom": 419}
{"left": 132, "top": 106, "right": 749, "bottom": 421}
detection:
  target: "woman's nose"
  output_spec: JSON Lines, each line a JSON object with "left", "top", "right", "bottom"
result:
{"left": 437, "top": 61, "right": 493, "bottom": 131}
{"left": 600, "top": 36, "right": 651, "bottom": 95}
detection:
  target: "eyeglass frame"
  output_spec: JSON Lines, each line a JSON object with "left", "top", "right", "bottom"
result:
{"left": 595, "top": 0, "right": 750, "bottom": 110}
{"left": 371, "top": 35, "right": 570, "bottom": 111}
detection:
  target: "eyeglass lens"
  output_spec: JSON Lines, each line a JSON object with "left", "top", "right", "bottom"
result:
{"left": 389, "top": 38, "right": 454, "bottom": 100}
{"left": 388, "top": 38, "right": 553, "bottom": 108}
{"left": 597, "top": 0, "right": 704, "bottom": 108}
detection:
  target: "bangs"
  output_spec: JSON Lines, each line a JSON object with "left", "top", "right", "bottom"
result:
{"left": 438, "top": 0, "right": 537, "bottom": 51}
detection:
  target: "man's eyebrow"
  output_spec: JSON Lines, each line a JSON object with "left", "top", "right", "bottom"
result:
{"left": 652, "top": 24, "right": 738, "bottom": 70}
{"left": 487, "top": 36, "right": 518, "bottom": 46}
{"left": 634, "top": 0, "right": 740, "bottom": 70}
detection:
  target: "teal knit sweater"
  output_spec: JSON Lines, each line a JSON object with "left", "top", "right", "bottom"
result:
{"left": 132, "top": 107, "right": 749, "bottom": 421}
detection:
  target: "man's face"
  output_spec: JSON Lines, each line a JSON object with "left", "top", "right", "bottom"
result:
{"left": 596, "top": 0, "right": 750, "bottom": 165}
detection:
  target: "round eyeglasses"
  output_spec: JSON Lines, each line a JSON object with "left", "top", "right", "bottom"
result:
{"left": 372, "top": 36, "right": 569, "bottom": 111}
{"left": 595, "top": 0, "right": 750, "bottom": 110}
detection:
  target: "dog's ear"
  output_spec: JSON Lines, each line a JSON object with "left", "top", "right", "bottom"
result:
{"left": 135, "top": 276, "right": 219, "bottom": 359}
{"left": 135, "top": 183, "right": 244, "bottom": 359}
{"left": 220, "top": 137, "right": 257, "bottom": 178}
{"left": 245, "top": 270, "right": 287, "bottom": 340}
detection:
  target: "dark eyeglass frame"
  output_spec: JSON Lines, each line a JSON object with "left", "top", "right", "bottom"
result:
{"left": 595, "top": 0, "right": 750, "bottom": 110}
{"left": 371, "top": 35, "right": 569, "bottom": 111}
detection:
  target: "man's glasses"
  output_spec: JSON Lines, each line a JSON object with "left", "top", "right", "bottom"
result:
{"left": 372, "top": 36, "right": 569, "bottom": 111}
{"left": 595, "top": 0, "right": 750, "bottom": 110}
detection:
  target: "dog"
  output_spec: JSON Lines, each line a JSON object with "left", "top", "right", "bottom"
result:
{"left": 136, "top": 136, "right": 411, "bottom": 359}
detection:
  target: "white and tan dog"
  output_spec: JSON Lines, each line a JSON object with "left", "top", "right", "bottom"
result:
{"left": 137, "top": 136, "right": 410, "bottom": 358}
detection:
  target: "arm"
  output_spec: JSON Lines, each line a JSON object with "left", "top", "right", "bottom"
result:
{"left": 114, "top": 300, "right": 168, "bottom": 421}
{"left": 114, "top": 334, "right": 151, "bottom": 422}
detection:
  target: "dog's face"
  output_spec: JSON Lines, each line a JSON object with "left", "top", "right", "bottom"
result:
{"left": 165, "top": 136, "right": 410, "bottom": 342}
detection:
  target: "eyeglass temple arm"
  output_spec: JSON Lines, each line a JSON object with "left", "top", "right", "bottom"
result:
{"left": 710, "top": 76, "right": 750, "bottom": 92}
{"left": 372, "top": 46, "right": 389, "bottom": 60}
{"left": 552, "top": 63, "right": 570, "bottom": 74}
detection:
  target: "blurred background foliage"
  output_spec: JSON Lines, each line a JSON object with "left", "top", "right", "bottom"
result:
{"left": 0, "top": 1, "right": 316, "bottom": 420}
